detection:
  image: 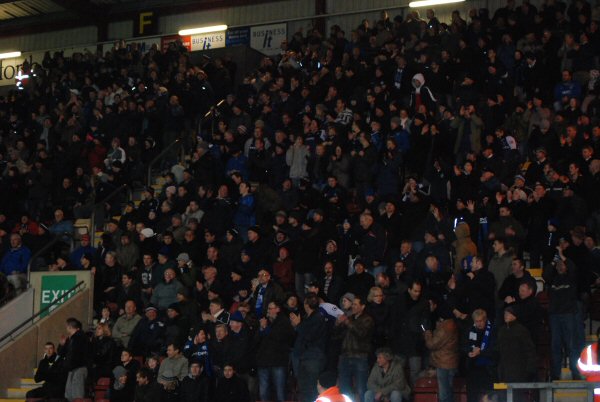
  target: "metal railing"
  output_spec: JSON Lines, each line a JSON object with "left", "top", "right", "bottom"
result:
{"left": 90, "top": 183, "right": 132, "bottom": 244}
{"left": 26, "top": 231, "right": 74, "bottom": 283}
{"left": 496, "top": 381, "right": 600, "bottom": 402}
{"left": 0, "top": 280, "right": 86, "bottom": 348}
{"left": 146, "top": 138, "right": 183, "bottom": 187}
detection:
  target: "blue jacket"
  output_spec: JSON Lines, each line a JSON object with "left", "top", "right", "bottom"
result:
{"left": 0, "top": 245, "right": 32, "bottom": 274}
{"left": 70, "top": 245, "right": 97, "bottom": 269}
{"left": 554, "top": 80, "right": 582, "bottom": 102}
{"left": 234, "top": 194, "right": 256, "bottom": 228}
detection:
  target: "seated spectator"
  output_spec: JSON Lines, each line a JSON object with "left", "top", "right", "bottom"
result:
{"left": 151, "top": 267, "right": 183, "bottom": 313}
{"left": 157, "top": 343, "right": 189, "bottom": 400}
{"left": 129, "top": 305, "right": 165, "bottom": 356}
{"left": 26, "top": 342, "right": 66, "bottom": 400}
{"left": 113, "top": 300, "right": 142, "bottom": 347}
{"left": 213, "top": 363, "right": 251, "bottom": 402}
{"left": 179, "top": 359, "right": 210, "bottom": 402}
{"left": 0, "top": 233, "right": 32, "bottom": 292}
{"left": 112, "top": 348, "right": 141, "bottom": 402}
{"left": 90, "top": 323, "right": 119, "bottom": 381}
{"left": 364, "top": 347, "right": 411, "bottom": 402}
{"left": 134, "top": 367, "right": 162, "bottom": 402}
{"left": 69, "top": 234, "right": 96, "bottom": 269}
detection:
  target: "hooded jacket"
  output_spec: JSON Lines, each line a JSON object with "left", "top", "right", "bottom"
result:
{"left": 409, "top": 73, "right": 437, "bottom": 114}
{"left": 452, "top": 222, "right": 477, "bottom": 273}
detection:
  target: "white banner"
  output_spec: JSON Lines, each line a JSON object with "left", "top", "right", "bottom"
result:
{"left": 191, "top": 31, "right": 226, "bottom": 51}
{"left": 250, "top": 23, "right": 287, "bottom": 55}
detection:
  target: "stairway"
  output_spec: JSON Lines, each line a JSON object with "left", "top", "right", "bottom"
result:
{"left": 2, "top": 371, "right": 42, "bottom": 401}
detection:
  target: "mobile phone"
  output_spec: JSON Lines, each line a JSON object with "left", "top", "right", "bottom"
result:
{"left": 420, "top": 324, "right": 426, "bottom": 332}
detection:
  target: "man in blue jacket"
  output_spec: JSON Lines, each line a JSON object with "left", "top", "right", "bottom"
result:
{"left": 0, "top": 233, "right": 31, "bottom": 292}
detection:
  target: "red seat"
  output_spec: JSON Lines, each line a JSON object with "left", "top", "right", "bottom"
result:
{"left": 95, "top": 377, "right": 110, "bottom": 391}
{"left": 415, "top": 376, "right": 438, "bottom": 390}
{"left": 414, "top": 394, "right": 438, "bottom": 402}
{"left": 95, "top": 390, "right": 106, "bottom": 400}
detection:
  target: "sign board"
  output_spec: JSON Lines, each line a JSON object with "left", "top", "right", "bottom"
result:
{"left": 190, "top": 31, "right": 226, "bottom": 51}
{"left": 226, "top": 27, "right": 250, "bottom": 47}
{"left": 161, "top": 34, "right": 192, "bottom": 52}
{"left": 40, "top": 274, "right": 77, "bottom": 317}
{"left": 250, "top": 23, "right": 287, "bottom": 55}
{"left": 134, "top": 11, "right": 157, "bottom": 37}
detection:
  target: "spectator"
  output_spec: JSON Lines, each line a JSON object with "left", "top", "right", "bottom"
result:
{"left": 59, "top": 317, "right": 90, "bottom": 402}
{"left": 179, "top": 360, "right": 210, "bottom": 402}
{"left": 464, "top": 309, "right": 496, "bottom": 402}
{"left": 424, "top": 301, "right": 459, "bottom": 402}
{"left": 364, "top": 347, "right": 411, "bottom": 402}
{"left": 157, "top": 343, "right": 188, "bottom": 401}
{"left": 336, "top": 294, "right": 374, "bottom": 402}
{"left": 496, "top": 306, "right": 537, "bottom": 382}
{"left": 214, "top": 363, "right": 251, "bottom": 402}
{"left": 134, "top": 367, "right": 161, "bottom": 402}
{"left": 0, "top": 233, "right": 32, "bottom": 292}
{"left": 26, "top": 342, "right": 66, "bottom": 400}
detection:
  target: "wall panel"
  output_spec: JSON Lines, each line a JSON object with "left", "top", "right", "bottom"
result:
{"left": 0, "top": 26, "right": 96, "bottom": 53}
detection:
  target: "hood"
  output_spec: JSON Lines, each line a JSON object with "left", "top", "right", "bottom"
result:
{"left": 412, "top": 73, "right": 425, "bottom": 88}
{"left": 455, "top": 222, "right": 471, "bottom": 240}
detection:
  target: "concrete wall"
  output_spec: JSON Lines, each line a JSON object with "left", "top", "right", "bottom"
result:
{"left": 0, "top": 288, "right": 90, "bottom": 396}
{"left": 0, "top": 288, "right": 34, "bottom": 340}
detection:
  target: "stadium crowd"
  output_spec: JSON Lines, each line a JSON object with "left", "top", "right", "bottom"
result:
{"left": 1, "top": 0, "right": 600, "bottom": 401}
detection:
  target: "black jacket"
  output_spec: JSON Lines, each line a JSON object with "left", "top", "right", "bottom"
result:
{"left": 214, "top": 374, "right": 251, "bottom": 402}
{"left": 390, "top": 292, "right": 430, "bottom": 357}
{"left": 256, "top": 313, "right": 295, "bottom": 367}
{"left": 180, "top": 374, "right": 211, "bottom": 402}
{"left": 61, "top": 329, "right": 90, "bottom": 371}
{"left": 33, "top": 353, "right": 67, "bottom": 398}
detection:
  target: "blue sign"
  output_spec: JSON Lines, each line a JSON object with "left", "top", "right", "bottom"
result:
{"left": 226, "top": 27, "right": 250, "bottom": 47}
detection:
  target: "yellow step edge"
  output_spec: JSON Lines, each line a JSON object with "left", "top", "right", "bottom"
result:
{"left": 20, "top": 378, "right": 42, "bottom": 384}
{"left": 0, "top": 399, "right": 25, "bottom": 402}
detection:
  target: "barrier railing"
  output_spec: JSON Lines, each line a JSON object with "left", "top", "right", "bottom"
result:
{"left": 90, "top": 183, "right": 131, "bottom": 244}
{"left": 26, "top": 231, "right": 73, "bottom": 283}
{"left": 146, "top": 138, "right": 183, "bottom": 187}
{"left": 495, "top": 381, "right": 599, "bottom": 402}
{"left": 0, "top": 280, "right": 86, "bottom": 348}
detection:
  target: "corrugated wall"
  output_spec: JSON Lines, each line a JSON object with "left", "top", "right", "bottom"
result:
{"left": 0, "top": 26, "right": 96, "bottom": 53}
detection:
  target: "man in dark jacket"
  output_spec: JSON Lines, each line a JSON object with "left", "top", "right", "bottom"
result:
{"left": 214, "top": 364, "right": 251, "bottom": 402}
{"left": 134, "top": 367, "right": 161, "bottom": 402}
{"left": 256, "top": 301, "right": 295, "bottom": 402}
{"left": 336, "top": 295, "right": 374, "bottom": 402}
{"left": 26, "top": 342, "right": 66, "bottom": 399}
{"left": 291, "top": 292, "right": 327, "bottom": 402}
{"left": 390, "top": 280, "right": 430, "bottom": 386}
{"left": 252, "top": 269, "right": 285, "bottom": 318}
{"left": 496, "top": 306, "right": 536, "bottom": 383}
{"left": 129, "top": 305, "right": 166, "bottom": 356}
{"left": 179, "top": 360, "right": 210, "bottom": 402}
{"left": 542, "top": 252, "right": 582, "bottom": 380}
{"left": 357, "top": 212, "right": 387, "bottom": 275}
{"left": 449, "top": 255, "right": 496, "bottom": 321}
{"left": 60, "top": 317, "right": 90, "bottom": 401}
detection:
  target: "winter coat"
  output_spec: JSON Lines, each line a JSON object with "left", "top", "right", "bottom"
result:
{"left": 339, "top": 312, "right": 375, "bottom": 358}
{"left": 256, "top": 313, "right": 295, "bottom": 367}
{"left": 151, "top": 279, "right": 184, "bottom": 310}
{"left": 496, "top": 321, "right": 536, "bottom": 382}
{"left": 452, "top": 222, "right": 477, "bottom": 273}
{"left": 286, "top": 145, "right": 309, "bottom": 179}
{"left": 367, "top": 357, "right": 411, "bottom": 399}
{"left": 488, "top": 252, "right": 513, "bottom": 294}
{"left": 451, "top": 114, "right": 483, "bottom": 154}
{"left": 425, "top": 318, "right": 459, "bottom": 369}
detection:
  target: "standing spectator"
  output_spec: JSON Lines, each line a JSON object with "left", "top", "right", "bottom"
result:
{"left": 543, "top": 251, "right": 582, "bottom": 380}
{"left": 179, "top": 360, "right": 210, "bottom": 402}
{"left": 496, "top": 306, "right": 537, "bottom": 382}
{"left": 464, "top": 309, "right": 497, "bottom": 402}
{"left": 290, "top": 293, "right": 327, "bottom": 402}
{"left": 364, "top": 347, "right": 411, "bottom": 402}
{"left": 336, "top": 295, "right": 374, "bottom": 402}
{"left": 424, "top": 303, "right": 459, "bottom": 402}
{"left": 256, "top": 301, "right": 295, "bottom": 402}
{"left": 60, "top": 318, "right": 90, "bottom": 402}
{"left": 214, "top": 364, "right": 251, "bottom": 402}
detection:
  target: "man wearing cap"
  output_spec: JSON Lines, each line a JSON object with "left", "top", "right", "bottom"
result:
{"left": 129, "top": 305, "right": 166, "bottom": 356}
{"left": 176, "top": 253, "right": 198, "bottom": 289}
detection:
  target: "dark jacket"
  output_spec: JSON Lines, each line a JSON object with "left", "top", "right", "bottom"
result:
{"left": 496, "top": 320, "right": 536, "bottom": 382}
{"left": 214, "top": 374, "right": 251, "bottom": 402}
{"left": 62, "top": 329, "right": 90, "bottom": 371}
{"left": 180, "top": 374, "right": 211, "bottom": 402}
{"left": 33, "top": 353, "right": 67, "bottom": 398}
{"left": 390, "top": 292, "right": 430, "bottom": 357}
{"left": 293, "top": 311, "right": 327, "bottom": 360}
{"left": 256, "top": 313, "right": 295, "bottom": 367}
{"left": 542, "top": 258, "right": 578, "bottom": 314}
{"left": 339, "top": 311, "right": 375, "bottom": 358}
{"left": 134, "top": 381, "right": 162, "bottom": 402}
{"left": 252, "top": 280, "right": 285, "bottom": 318}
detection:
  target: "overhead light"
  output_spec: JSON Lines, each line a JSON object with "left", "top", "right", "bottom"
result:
{"left": 178, "top": 25, "right": 227, "bottom": 36}
{"left": 0, "top": 51, "right": 21, "bottom": 60}
{"left": 409, "top": 0, "right": 464, "bottom": 7}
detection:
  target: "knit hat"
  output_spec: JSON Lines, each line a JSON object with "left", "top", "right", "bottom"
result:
{"left": 140, "top": 228, "right": 155, "bottom": 238}
{"left": 340, "top": 292, "right": 355, "bottom": 305}
{"left": 230, "top": 311, "right": 245, "bottom": 323}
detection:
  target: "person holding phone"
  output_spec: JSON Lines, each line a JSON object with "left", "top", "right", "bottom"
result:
{"left": 26, "top": 342, "right": 66, "bottom": 399}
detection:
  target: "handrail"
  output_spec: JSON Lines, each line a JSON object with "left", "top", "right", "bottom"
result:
{"left": 90, "top": 183, "right": 131, "bottom": 244}
{"left": 0, "top": 280, "right": 86, "bottom": 347}
{"left": 146, "top": 138, "right": 182, "bottom": 186}
{"left": 26, "top": 231, "right": 74, "bottom": 283}
{"left": 495, "top": 381, "right": 599, "bottom": 402}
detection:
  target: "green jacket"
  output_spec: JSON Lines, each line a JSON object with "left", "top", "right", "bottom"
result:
{"left": 452, "top": 114, "right": 484, "bottom": 154}
{"left": 367, "top": 358, "right": 411, "bottom": 399}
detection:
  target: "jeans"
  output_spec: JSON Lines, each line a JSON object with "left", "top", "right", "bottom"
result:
{"left": 339, "top": 356, "right": 369, "bottom": 402}
{"left": 258, "top": 366, "right": 287, "bottom": 402}
{"left": 550, "top": 313, "right": 581, "bottom": 380}
{"left": 398, "top": 355, "right": 423, "bottom": 386}
{"left": 364, "top": 389, "right": 403, "bottom": 402}
{"left": 437, "top": 367, "right": 457, "bottom": 402}
{"left": 297, "top": 356, "right": 325, "bottom": 402}
{"left": 65, "top": 366, "right": 88, "bottom": 401}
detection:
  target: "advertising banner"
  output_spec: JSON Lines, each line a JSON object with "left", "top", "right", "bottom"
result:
{"left": 226, "top": 27, "right": 250, "bottom": 47}
{"left": 250, "top": 23, "right": 287, "bottom": 55}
